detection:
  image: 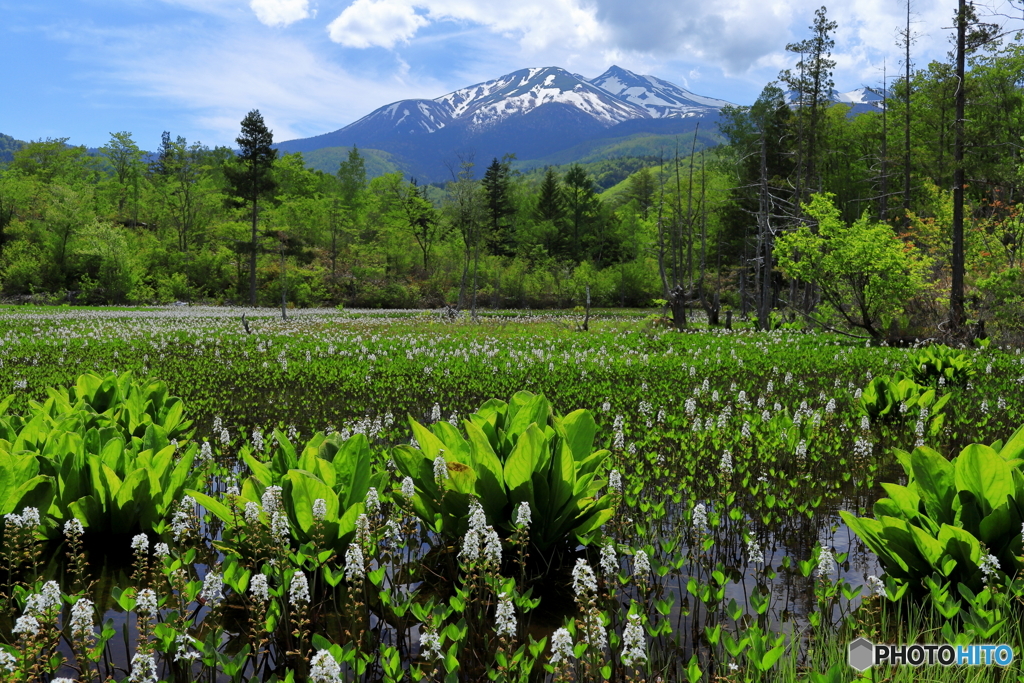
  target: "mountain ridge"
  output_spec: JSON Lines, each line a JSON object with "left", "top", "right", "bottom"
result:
{"left": 277, "top": 64, "right": 731, "bottom": 180}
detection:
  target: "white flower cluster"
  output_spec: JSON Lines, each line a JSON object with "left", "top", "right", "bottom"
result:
{"left": 171, "top": 496, "right": 197, "bottom": 543}
{"left": 345, "top": 543, "right": 365, "bottom": 582}
{"left": 583, "top": 609, "right": 607, "bottom": 652}
{"left": 572, "top": 558, "right": 598, "bottom": 598}
{"left": 174, "top": 634, "right": 202, "bottom": 662}
{"left": 549, "top": 627, "right": 574, "bottom": 664}
{"left": 198, "top": 440, "right": 213, "bottom": 463}
{"left": 746, "top": 539, "right": 764, "bottom": 565}
{"left": 70, "top": 597, "right": 95, "bottom": 638}
{"left": 131, "top": 533, "right": 149, "bottom": 554}
{"left": 365, "top": 487, "right": 380, "bottom": 514}
{"left": 719, "top": 450, "right": 733, "bottom": 475}
{"left": 692, "top": 503, "right": 709, "bottom": 533}
{"left": 252, "top": 427, "right": 264, "bottom": 452}
{"left": 515, "top": 501, "right": 531, "bottom": 529}
{"left": 262, "top": 486, "right": 283, "bottom": 513}
{"left": 608, "top": 469, "right": 622, "bottom": 493}
{"left": 495, "top": 594, "right": 516, "bottom": 638}
{"left": 310, "top": 649, "right": 342, "bottom": 683}
{"left": 433, "top": 453, "right": 449, "bottom": 486}
{"left": 816, "top": 548, "right": 836, "bottom": 579}
{"left": 633, "top": 549, "right": 650, "bottom": 583}
{"left": 980, "top": 553, "right": 1000, "bottom": 585}
{"left": 136, "top": 588, "right": 158, "bottom": 616}
{"left": 795, "top": 440, "right": 808, "bottom": 461}
{"left": 402, "top": 477, "right": 416, "bottom": 499}
{"left": 5, "top": 506, "right": 40, "bottom": 529}
{"left": 250, "top": 573, "right": 270, "bottom": 603}
{"left": 382, "top": 519, "right": 402, "bottom": 550}
{"left": 244, "top": 501, "right": 261, "bottom": 525}
{"left": 355, "top": 514, "right": 371, "bottom": 545}
{"left": 24, "top": 581, "right": 62, "bottom": 616}
{"left": 866, "top": 575, "right": 885, "bottom": 598}
{"left": 200, "top": 571, "right": 224, "bottom": 607}
{"left": 129, "top": 652, "right": 157, "bottom": 683}
{"left": 600, "top": 541, "right": 618, "bottom": 576}
{"left": 12, "top": 615, "right": 39, "bottom": 636}
{"left": 65, "top": 517, "right": 84, "bottom": 538}
{"left": 621, "top": 613, "right": 647, "bottom": 667}
{"left": 420, "top": 628, "right": 443, "bottom": 661}
{"left": 290, "top": 571, "right": 310, "bottom": 605}
{"left": 460, "top": 501, "right": 501, "bottom": 566}
{"left": 312, "top": 498, "right": 328, "bottom": 521}
{"left": 271, "top": 509, "right": 290, "bottom": 544}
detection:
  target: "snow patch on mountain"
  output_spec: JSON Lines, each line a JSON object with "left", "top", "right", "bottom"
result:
{"left": 347, "top": 98, "right": 453, "bottom": 135}
{"left": 589, "top": 66, "right": 734, "bottom": 118}
{"left": 434, "top": 66, "right": 646, "bottom": 129}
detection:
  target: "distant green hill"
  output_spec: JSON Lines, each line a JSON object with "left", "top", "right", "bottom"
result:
{"left": 516, "top": 128, "right": 722, "bottom": 171}
{"left": 516, "top": 156, "right": 665, "bottom": 193}
{"left": 300, "top": 146, "right": 408, "bottom": 179}
{"left": 0, "top": 133, "right": 25, "bottom": 164}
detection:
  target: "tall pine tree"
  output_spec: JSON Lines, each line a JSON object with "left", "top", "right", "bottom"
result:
{"left": 224, "top": 110, "right": 277, "bottom": 306}
{"left": 481, "top": 156, "right": 516, "bottom": 257}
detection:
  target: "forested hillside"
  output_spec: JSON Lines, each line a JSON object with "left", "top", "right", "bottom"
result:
{"left": 0, "top": 133, "right": 24, "bottom": 164}
{"left": 0, "top": 8, "right": 1020, "bottom": 341}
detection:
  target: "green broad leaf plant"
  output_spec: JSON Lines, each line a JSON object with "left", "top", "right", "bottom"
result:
{"left": 190, "top": 431, "right": 385, "bottom": 553}
{"left": 858, "top": 373, "right": 950, "bottom": 432}
{"left": 909, "top": 345, "right": 975, "bottom": 388}
{"left": 840, "top": 423, "right": 1024, "bottom": 594}
{"left": 0, "top": 372, "right": 201, "bottom": 538}
{"left": 391, "top": 391, "right": 615, "bottom": 556}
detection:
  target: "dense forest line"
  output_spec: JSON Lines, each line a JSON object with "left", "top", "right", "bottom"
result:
{"left": 0, "top": 6, "right": 1021, "bottom": 341}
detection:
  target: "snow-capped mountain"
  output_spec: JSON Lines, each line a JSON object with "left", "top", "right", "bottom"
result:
{"left": 834, "top": 87, "right": 886, "bottom": 114}
{"left": 785, "top": 86, "right": 887, "bottom": 115}
{"left": 437, "top": 67, "right": 645, "bottom": 128}
{"left": 276, "top": 65, "right": 736, "bottom": 179}
{"left": 589, "top": 65, "right": 734, "bottom": 119}
{"left": 350, "top": 99, "right": 453, "bottom": 136}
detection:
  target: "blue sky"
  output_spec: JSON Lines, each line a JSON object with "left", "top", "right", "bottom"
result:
{"left": 1, "top": 0, "right": 1015, "bottom": 151}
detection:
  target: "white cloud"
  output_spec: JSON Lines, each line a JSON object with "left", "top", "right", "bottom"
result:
{"left": 55, "top": 20, "right": 444, "bottom": 144}
{"left": 327, "top": 0, "right": 428, "bottom": 48}
{"left": 31, "top": 0, "right": 1013, "bottom": 148}
{"left": 250, "top": 0, "right": 312, "bottom": 27}
{"left": 326, "top": 0, "right": 606, "bottom": 53}
{"left": 318, "top": 0, "right": 992, "bottom": 99}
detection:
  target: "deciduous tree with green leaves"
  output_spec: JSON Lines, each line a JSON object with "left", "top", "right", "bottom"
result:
{"left": 774, "top": 192, "right": 925, "bottom": 339}
{"left": 101, "top": 131, "right": 144, "bottom": 219}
